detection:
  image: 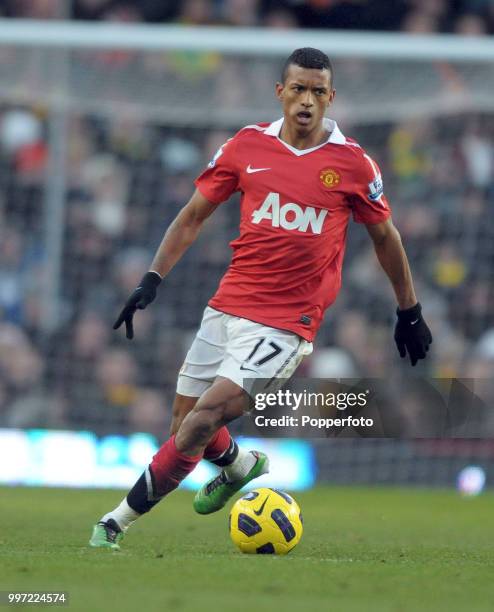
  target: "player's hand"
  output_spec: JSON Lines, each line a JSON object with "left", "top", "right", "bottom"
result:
{"left": 394, "top": 302, "right": 432, "bottom": 366}
{"left": 113, "top": 271, "right": 162, "bottom": 339}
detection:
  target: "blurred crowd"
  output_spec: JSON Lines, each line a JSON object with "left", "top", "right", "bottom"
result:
{"left": 0, "top": 2, "right": 493, "bottom": 437}
{"left": 1, "top": 0, "right": 494, "bottom": 35}
{"left": 0, "top": 100, "right": 493, "bottom": 436}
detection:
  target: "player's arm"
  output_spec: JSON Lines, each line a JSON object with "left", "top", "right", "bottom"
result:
{"left": 114, "top": 128, "right": 240, "bottom": 339}
{"left": 113, "top": 189, "right": 217, "bottom": 339}
{"left": 366, "top": 218, "right": 433, "bottom": 366}
{"left": 149, "top": 189, "right": 217, "bottom": 277}
{"left": 366, "top": 218, "right": 416, "bottom": 310}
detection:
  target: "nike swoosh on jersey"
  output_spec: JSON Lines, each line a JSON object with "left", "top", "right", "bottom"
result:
{"left": 246, "top": 165, "right": 271, "bottom": 173}
{"left": 240, "top": 364, "right": 257, "bottom": 373}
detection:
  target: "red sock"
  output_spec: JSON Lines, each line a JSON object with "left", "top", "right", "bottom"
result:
{"left": 203, "top": 426, "right": 231, "bottom": 461}
{"left": 150, "top": 435, "right": 202, "bottom": 497}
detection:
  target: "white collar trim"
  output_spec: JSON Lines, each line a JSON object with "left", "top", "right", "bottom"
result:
{"left": 263, "top": 117, "right": 346, "bottom": 156}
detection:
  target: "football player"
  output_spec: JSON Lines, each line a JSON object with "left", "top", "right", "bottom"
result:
{"left": 90, "top": 48, "right": 432, "bottom": 549}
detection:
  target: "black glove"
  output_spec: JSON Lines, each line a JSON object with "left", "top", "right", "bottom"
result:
{"left": 394, "top": 302, "right": 432, "bottom": 366}
{"left": 113, "top": 271, "right": 162, "bottom": 339}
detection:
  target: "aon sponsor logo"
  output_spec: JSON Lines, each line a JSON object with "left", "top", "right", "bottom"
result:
{"left": 252, "top": 192, "right": 328, "bottom": 234}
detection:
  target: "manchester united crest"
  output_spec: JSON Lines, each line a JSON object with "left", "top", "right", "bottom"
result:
{"left": 320, "top": 168, "right": 340, "bottom": 188}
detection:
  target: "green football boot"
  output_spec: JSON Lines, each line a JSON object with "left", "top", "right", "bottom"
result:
{"left": 89, "top": 519, "right": 124, "bottom": 550}
{"left": 193, "top": 451, "right": 269, "bottom": 515}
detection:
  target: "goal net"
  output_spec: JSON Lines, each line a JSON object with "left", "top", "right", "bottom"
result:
{"left": 1, "top": 21, "right": 493, "bottom": 487}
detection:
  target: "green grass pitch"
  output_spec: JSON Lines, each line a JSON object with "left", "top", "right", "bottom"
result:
{"left": 1, "top": 486, "right": 493, "bottom": 612}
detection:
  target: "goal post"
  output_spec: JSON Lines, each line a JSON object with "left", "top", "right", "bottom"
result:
{"left": 0, "top": 20, "right": 493, "bottom": 127}
{"left": 2, "top": 19, "right": 494, "bottom": 60}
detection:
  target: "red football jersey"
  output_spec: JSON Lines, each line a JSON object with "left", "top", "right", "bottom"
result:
{"left": 195, "top": 118, "right": 391, "bottom": 341}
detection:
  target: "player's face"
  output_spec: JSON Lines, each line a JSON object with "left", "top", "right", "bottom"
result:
{"left": 276, "top": 65, "right": 335, "bottom": 134}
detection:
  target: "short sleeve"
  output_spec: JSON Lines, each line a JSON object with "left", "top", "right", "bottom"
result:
{"left": 194, "top": 135, "right": 239, "bottom": 205}
{"left": 350, "top": 152, "right": 391, "bottom": 225}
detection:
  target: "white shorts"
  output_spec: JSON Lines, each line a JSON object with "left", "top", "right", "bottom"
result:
{"left": 176, "top": 306, "right": 313, "bottom": 398}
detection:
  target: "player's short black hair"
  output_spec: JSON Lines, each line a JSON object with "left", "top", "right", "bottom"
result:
{"left": 281, "top": 48, "right": 333, "bottom": 85}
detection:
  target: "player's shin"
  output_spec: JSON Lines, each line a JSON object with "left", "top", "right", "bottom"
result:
{"left": 203, "top": 426, "right": 235, "bottom": 464}
{"left": 203, "top": 426, "right": 257, "bottom": 481}
{"left": 99, "top": 435, "right": 202, "bottom": 531}
{"left": 149, "top": 434, "right": 202, "bottom": 496}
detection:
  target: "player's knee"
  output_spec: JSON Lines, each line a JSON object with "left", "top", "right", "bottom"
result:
{"left": 188, "top": 402, "right": 225, "bottom": 439}
{"left": 174, "top": 402, "right": 225, "bottom": 453}
{"left": 176, "top": 381, "right": 247, "bottom": 446}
